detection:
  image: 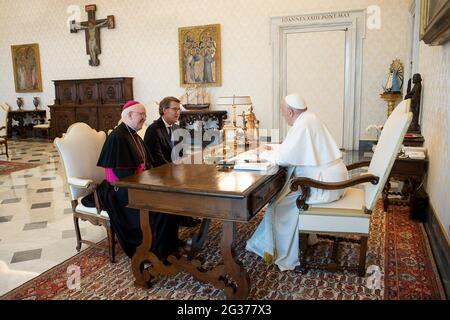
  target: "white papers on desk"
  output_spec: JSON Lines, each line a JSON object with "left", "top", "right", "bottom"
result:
{"left": 234, "top": 161, "right": 276, "bottom": 171}
{"left": 227, "top": 146, "right": 278, "bottom": 171}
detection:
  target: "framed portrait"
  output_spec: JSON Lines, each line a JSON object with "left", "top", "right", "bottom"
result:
{"left": 11, "top": 43, "right": 43, "bottom": 92}
{"left": 178, "top": 24, "right": 221, "bottom": 87}
{"left": 420, "top": 0, "right": 450, "bottom": 45}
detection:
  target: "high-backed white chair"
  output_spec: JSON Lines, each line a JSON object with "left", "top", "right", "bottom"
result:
{"left": 54, "top": 122, "right": 115, "bottom": 262}
{"left": 290, "top": 99, "right": 412, "bottom": 276}
{"left": 0, "top": 104, "right": 9, "bottom": 158}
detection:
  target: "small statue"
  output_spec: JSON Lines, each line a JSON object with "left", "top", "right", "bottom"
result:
{"left": 383, "top": 59, "right": 404, "bottom": 93}
{"left": 243, "top": 105, "right": 259, "bottom": 129}
{"left": 241, "top": 105, "right": 260, "bottom": 145}
{"left": 404, "top": 73, "right": 422, "bottom": 133}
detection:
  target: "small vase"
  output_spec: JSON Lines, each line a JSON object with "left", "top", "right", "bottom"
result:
{"left": 33, "top": 97, "right": 40, "bottom": 110}
{"left": 16, "top": 97, "right": 24, "bottom": 111}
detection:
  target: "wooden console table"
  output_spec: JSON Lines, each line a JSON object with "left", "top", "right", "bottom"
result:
{"left": 382, "top": 156, "right": 429, "bottom": 211}
{"left": 114, "top": 163, "right": 285, "bottom": 299}
{"left": 179, "top": 110, "right": 227, "bottom": 147}
{"left": 7, "top": 110, "right": 46, "bottom": 139}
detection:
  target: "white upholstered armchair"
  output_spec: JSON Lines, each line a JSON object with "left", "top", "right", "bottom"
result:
{"left": 54, "top": 122, "right": 116, "bottom": 262}
{"left": 290, "top": 99, "right": 412, "bottom": 276}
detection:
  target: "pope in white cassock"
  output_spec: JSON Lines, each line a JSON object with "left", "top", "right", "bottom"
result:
{"left": 246, "top": 94, "right": 349, "bottom": 271}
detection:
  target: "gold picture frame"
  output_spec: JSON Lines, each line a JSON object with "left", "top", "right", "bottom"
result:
{"left": 11, "top": 43, "right": 43, "bottom": 92}
{"left": 419, "top": 0, "right": 429, "bottom": 39}
{"left": 420, "top": 0, "right": 450, "bottom": 45}
{"left": 178, "top": 24, "right": 221, "bottom": 87}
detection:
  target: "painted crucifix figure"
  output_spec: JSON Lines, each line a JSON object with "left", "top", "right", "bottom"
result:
{"left": 70, "top": 4, "right": 115, "bottom": 66}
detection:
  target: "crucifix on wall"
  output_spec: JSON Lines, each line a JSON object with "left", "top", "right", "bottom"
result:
{"left": 70, "top": 4, "right": 115, "bottom": 66}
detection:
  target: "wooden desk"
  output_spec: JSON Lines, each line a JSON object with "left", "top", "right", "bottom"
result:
{"left": 114, "top": 163, "right": 286, "bottom": 299}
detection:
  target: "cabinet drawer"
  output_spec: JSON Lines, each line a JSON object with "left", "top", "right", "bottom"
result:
{"left": 75, "top": 107, "right": 98, "bottom": 129}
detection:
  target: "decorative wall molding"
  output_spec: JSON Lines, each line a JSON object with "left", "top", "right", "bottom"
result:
{"left": 271, "top": 10, "right": 366, "bottom": 150}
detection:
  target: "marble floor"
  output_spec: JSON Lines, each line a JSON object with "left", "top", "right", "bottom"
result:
{"left": 0, "top": 139, "right": 106, "bottom": 295}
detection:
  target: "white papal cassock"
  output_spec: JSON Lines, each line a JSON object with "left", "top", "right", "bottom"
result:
{"left": 246, "top": 111, "right": 349, "bottom": 271}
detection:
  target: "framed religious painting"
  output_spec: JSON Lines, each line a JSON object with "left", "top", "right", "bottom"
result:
{"left": 11, "top": 43, "right": 43, "bottom": 92}
{"left": 420, "top": 0, "right": 450, "bottom": 45}
{"left": 178, "top": 24, "right": 222, "bottom": 87}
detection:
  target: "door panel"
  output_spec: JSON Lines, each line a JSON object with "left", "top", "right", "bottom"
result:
{"left": 78, "top": 82, "right": 99, "bottom": 105}
{"left": 53, "top": 109, "right": 75, "bottom": 137}
{"left": 76, "top": 107, "right": 98, "bottom": 129}
{"left": 98, "top": 107, "right": 121, "bottom": 132}
{"left": 286, "top": 30, "right": 345, "bottom": 147}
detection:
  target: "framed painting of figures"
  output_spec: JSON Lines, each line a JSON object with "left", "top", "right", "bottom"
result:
{"left": 11, "top": 43, "right": 43, "bottom": 92}
{"left": 178, "top": 24, "right": 221, "bottom": 87}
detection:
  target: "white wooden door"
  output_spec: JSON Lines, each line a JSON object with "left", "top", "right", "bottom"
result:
{"left": 285, "top": 30, "right": 346, "bottom": 148}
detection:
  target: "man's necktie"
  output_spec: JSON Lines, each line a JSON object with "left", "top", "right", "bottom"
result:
{"left": 168, "top": 126, "right": 174, "bottom": 148}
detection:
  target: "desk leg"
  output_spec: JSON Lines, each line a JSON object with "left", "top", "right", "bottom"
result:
{"left": 131, "top": 209, "right": 178, "bottom": 288}
{"left": 221, "top": 221, "right": 250, "bottom": 300}
{"left": 131, "top": 209, "right": 154, "bottom": 288}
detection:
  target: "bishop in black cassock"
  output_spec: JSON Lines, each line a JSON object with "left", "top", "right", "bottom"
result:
{"left": 95, "top": 101, "right": 182, "bottom": 259}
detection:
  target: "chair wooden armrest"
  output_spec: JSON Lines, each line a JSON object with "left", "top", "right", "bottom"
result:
{"left": 346, "top": 161, "right": 370, "bottom": 171}
{"left": 67, "top": 177, "right": 95, "bottom": 188}
{"left": 290, "top": 174, "right": 379, "bottom": 210}
{"left": 67, "top": 177, "right": 102, "bottom": 215}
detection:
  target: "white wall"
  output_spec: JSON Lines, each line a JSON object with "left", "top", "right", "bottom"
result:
{"left": 419, "top": 41, "right": 450, "bottom": 240}
{"left": 0, "top": 0, "right": 409, "bottom": 139}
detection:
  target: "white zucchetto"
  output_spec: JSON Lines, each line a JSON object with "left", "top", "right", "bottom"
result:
{"left": 285, "top": 94, "right": 307, "bottom": 110}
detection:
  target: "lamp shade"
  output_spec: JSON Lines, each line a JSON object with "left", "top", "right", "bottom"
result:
{"left": 217, "top": 95, "right": 252, "bottom": 106}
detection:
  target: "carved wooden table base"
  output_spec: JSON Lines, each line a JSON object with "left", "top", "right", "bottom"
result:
{"left": 131, "top": 210, "right": 249, "bottom": 299}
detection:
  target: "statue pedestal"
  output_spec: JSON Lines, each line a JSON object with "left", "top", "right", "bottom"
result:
{"left": 380, "top": 92, "right": 402, "bottom": 116}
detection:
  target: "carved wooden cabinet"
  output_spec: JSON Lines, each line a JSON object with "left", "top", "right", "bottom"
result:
{"left": 48, "top": 77, "right": 133, "bottom": 138}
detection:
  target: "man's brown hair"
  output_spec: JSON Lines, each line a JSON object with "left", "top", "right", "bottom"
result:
{"left": 159, "top": 96, "right": 180, "bottom": 116}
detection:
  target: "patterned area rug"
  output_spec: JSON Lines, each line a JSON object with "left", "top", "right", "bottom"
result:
{"left": 0, "top": 161, "right": 39, "bottom": 175}
{"left": 1, "top": 202, "right": 445, "bottom": 300}
{"left": 384, "top": 205, "right": 445, "bottom": 299}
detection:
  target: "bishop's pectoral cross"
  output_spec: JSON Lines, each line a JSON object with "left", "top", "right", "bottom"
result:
{"left": 70, "top": 4, "right": 115, "bottom": 66}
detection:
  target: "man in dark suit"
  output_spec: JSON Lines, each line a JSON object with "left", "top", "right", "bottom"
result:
{"left": 144, "top": 96, "right": 200, "bottom": 227}
{"left": 144, "top": 96, "right": 183, "bottom": 167}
